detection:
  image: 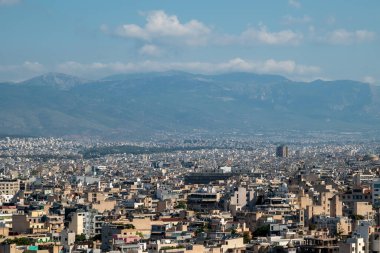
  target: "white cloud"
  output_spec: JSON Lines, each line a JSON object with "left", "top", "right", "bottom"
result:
{"left": 107, "top": 11, "right": 303, "bottom": 47}
{"left": 114, "top": 10, "right": 211, "bottom": 46}
{"left": 0, "top": 61, "right": 44, "bottom": 72}
{"left": 56, "top": 58, "right": 320, "bottom": 80}
{"left": 0, "top": 59, "right": 321, "bottom": 82}
{"left": 57, "top": 61, "right": 111, "bottom": 75}
{"left": 363, "top": 76, "right": 376, "bottom": 84}
{"left": 282, "top": 15, "right": 311, "bottom": 25}
{"left": 104, "top": 10, "right": 376, "bottom": 49}
{"left": 0, "top": 61, "right": 45, "bottom": 82}
{"left": 324, "top": 29, "right": 375, "bottom": 44}
{"left": 117, "top": 24, "right": 149, "bottom": 40}
{"left": 288, "top": 0, "right": 301, "bottom": 8}
{"left": 222, "top": 58, "right": 320, "bottom": 76}
{"left": 139, "top": 44, "right": 162, "bottom": 57}
{"left": 0, "top": 0, "right": 20, "bottom": 6}
{"left": 355, "top": 30, "right": 376, "bottom": 41}
{"left": 216, "top": 26, "right": 303, "bottom": 46}
{"left": 239, "top": 26, "right": 303, "bottom": 45}
{"left": 144, "top": 10, "right": 210, "bottom": 38}
{"left": 22, "top": 61, "right": 45, "bottom": 72}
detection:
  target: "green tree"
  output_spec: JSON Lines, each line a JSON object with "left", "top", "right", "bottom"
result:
{"left": 3, "top": 238, "right": 33, "bottom": 246}
{"left": 243, "top": 231, "right": 251, "bottom": 243}
{"left": 350, "top": 214, "right": 365, "bottom": 220}
{"left": 75, "top": 234, "right": 86, "bottom": 242}
{"left": 253, "top": 225, "right": 270, "bottom": 237}
{"left": 174, "top": 201, "right": 187, "bottom": 209}
{"left": 160, "top": 245, "right": 185, "bottom": 250}
{"left": 125, "top": 224, "right": 135, "bottom": 229}
{"left": 92, "top": 234, "right": 102, "bottom": 241}
{"left": 309, "top": 224, "right": 316, "bottom": 231}
{"left": 136, "top": 231, "right": 144, "bottom": 238}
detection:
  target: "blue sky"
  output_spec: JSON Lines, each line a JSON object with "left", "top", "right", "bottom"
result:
{"left": 0, "top": 0, "right": 379, "bottom": 84}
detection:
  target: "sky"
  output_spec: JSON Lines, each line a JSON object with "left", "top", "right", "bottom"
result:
{"left": 0, "top": 0, "right": 379, "bottom": 84}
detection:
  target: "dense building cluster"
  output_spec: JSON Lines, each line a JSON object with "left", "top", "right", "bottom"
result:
{"left": 0, "top": 135, "right": 379, "bottom": 253}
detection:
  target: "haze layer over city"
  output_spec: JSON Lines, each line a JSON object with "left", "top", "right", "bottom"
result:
{"left": 0, "top": 1, "right": 380, "bottom": 253}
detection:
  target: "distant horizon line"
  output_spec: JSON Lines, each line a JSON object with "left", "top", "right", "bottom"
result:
{"left": 2, "top": 70, "right": 373, "bottom": 85}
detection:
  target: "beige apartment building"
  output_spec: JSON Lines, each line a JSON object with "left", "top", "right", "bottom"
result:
{"left": 0, "top": 179, "right": 20, "bottom": 195}
{"left": 353, "top": 202, "right": 375, "bottom": 220}
{"left": 12, "top": 210, "right": 48, "bottom": 234}
{"left": 304, "top": 192, "right": 342, "bottom": 225}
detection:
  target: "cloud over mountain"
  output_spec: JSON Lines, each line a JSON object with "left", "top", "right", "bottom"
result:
{"left": 113, "top": 10, "right": 211, "bottom": 46}
{"left": 55, "top": 58, "right": 320, "bottom": 80}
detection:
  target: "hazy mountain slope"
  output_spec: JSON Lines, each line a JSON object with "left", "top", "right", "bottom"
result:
{"left": 0, "top": 72, "right": 379, "bottom": 138}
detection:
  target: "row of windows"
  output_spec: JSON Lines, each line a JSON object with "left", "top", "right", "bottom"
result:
{"left": 342, "top": 195, "right": 370, "bottom": 200}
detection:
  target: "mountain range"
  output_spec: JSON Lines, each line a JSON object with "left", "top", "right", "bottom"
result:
{"left": 0, "top": 71, "right": 379, "bottom": 139}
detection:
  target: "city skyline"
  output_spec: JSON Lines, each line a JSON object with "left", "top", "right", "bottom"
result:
{"left": 1, "top": 2, "right": 380, "bottom": 251}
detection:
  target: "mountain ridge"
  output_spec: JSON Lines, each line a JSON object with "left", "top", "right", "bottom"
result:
{"left": 0, "top": 71, "right": 379, "bottom": 139}
{"left": 19, "top": 72, "right": 90, "bottom": 90}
